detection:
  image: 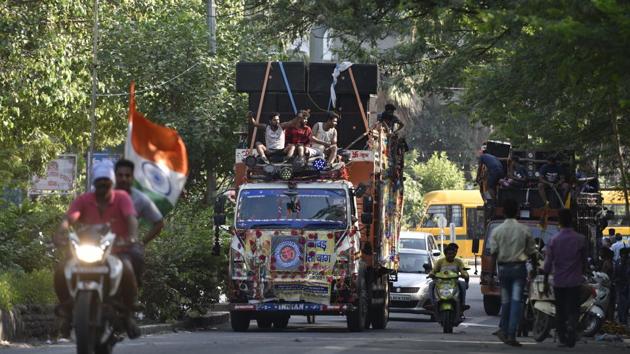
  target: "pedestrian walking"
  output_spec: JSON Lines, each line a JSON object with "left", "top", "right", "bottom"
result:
{"left": 543, "top": 208, "right": 588, "bottom": 348}
{"left": 489, "top": 198, "right": 537, "bottom": 347}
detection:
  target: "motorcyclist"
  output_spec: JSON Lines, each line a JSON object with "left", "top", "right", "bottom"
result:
{"left": 53, "top": 161, "right": 141, "bottom": 339}
{"left": 428, "top": 243, "right": 470, "bottom": 316}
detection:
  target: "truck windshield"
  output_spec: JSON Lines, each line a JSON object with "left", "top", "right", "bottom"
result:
{"left": 483, "top": 222, "right": 559, "bottom": 255}
{"left": 236, "top": 188, "right": 348, "bottom": 229}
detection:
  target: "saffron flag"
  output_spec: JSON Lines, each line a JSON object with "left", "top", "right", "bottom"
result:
{"left": 125, "top": 82, "right": 188, "bottom": 215}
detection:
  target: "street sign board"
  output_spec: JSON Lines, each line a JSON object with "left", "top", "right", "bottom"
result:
{"left": 28, "top": 154, "right": 77, "bottom": 195}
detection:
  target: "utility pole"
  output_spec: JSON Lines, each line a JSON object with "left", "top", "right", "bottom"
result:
{"left": 208, "top": 0, "right": 216, "bottom": 55}
{"left": 86, "top": 0, "right": 99, "bottom": 191}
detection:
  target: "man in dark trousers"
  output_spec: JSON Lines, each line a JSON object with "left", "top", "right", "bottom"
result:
{"left": 543, "top": 209, "right": 587, "bottom": 348}
{"left": 489, "top": 198, "right": 536, "bottom": 347}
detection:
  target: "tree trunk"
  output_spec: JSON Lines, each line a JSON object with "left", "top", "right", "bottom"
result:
{"left": 611, "top": 114, "right": 630, "bottom": 218}
{"left": 206, "top": 157, "right": 217, "bottom": 207}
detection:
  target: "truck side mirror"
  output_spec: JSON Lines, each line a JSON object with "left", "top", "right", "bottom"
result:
{"left": 472, "top": 239, "right": 480, "bottom": 254}
{"left": 354, "top": 183, "right": 368, "bottom": 198}
{"left": 361, "top": 212, "right": 373, "bottom": 225}
{"left": 362, "top": 196, "right": 373, "bottom": 213}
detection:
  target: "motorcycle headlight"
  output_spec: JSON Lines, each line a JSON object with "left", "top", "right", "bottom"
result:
{"left": 438, "top": 287, "right": 455, "bottom": 297}
{"left": 75, "top": 244, "right": 105, "bottom": 263}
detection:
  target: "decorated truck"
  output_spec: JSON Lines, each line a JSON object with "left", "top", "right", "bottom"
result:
{"left": 219, "top": 62, "right": 406, "bottom": 331}
{"left": 476, "top": 143, "right": 603, "bottom": 316}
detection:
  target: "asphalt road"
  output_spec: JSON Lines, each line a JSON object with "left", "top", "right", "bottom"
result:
{"left": 4, "top": 278, "right": 629, "bottom": 354}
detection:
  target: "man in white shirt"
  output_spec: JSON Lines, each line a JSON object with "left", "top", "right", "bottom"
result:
{"left": 248, "top": 112, "right": 295, "bottom": 163}
{"left": 311, "top": 112, "right": 339, "bottom": 164}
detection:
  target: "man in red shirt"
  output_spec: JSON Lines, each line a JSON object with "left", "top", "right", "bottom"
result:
{"left": 285, "top": 110, "right": 331, "bottom": 160}
{"left": 53, "top": 161, "right": 141, "bottom": 338}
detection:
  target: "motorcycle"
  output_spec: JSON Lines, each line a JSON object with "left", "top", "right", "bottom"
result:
{"left": 63, "top": 225, "right": 130, "bottom": 354}
{"left": 431, "top": 269, "right": 466, "bottom": 334}
{"left": 530, "top": 275, "right": 606, "bottom": 344}
{"left": 583, "top": 271, "right": 610, "bottom": 336}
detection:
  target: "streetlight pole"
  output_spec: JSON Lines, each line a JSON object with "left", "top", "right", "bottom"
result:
{"left": 86, "top": 0, "right": 99, "bottom": 191}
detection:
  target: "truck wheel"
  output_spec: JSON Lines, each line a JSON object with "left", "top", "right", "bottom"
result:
{"left": 483, "top": 295, "right": 501, "bottom": 316}
{"left": 369, "top": 280, "right": 389, "bottom": 329}
{"left": 256, "top": 317, "right": 273, "bottom": 329}
{"left": 272, "top": 315, "right": 290, "bottom": 329}
{"left": 230, "top": 311, "right": 250, "bottom": 332}
{"left": 347, "top": 272, "right": 368, "bottom": 332}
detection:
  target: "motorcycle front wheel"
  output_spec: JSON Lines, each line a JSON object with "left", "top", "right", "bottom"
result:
{"left": 581, "top": 312, "right": 603, "bottom": 337}
{"left": 74, "top": 291, "right": 98, "bottom": 354}
{"left": 441, "top": 310, "right": 454, "bottom": 334}
{"left": 532, "top": 309, "right": 552, "bottom": 342}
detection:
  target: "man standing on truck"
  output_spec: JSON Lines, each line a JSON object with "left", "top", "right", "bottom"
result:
{"left": 476, "top": 149, "right": 504, "bottom": 201}
{"left": 311, "top": 112, "right": 339, "bottom": 164}
{"left": 377, "top": 103, "right": 404, "bottom": 133}
{"left": 490, "top": 198, "right": 536, "bottom": 347}
{"left": 543, "top": 208, "right": 588, "bottom": 348}
{"left": 538, "top": 155, "right": 569, "bottom": 207}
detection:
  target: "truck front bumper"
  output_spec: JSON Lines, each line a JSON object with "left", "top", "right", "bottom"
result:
{"left": 231, "top": 302, "right": 355, "bottom": 315}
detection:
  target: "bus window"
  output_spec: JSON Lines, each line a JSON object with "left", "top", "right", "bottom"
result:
{"left": 422, "top": 205, "right": 463, "bottom": 227}
{"left": 604, "top": 204, "right": 630, "bottom": 227}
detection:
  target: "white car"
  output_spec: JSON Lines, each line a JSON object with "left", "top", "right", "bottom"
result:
{"left": 389, "top": 248, "right": 435, "bottom": 317}
{"left": 400, "top": 231, "right": 442, "bottom": 257}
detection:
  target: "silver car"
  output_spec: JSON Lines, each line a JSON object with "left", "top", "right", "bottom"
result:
{"left": 389, "top": 249, "right": 434, "bottom": 317}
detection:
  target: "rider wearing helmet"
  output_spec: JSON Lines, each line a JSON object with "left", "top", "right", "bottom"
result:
{"left": 429, "top": 243, "right": 470, "bottom": 314}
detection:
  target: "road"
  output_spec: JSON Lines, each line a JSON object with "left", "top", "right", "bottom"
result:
{"left": 3, "top": 278, "right": 629, "bottom": 354}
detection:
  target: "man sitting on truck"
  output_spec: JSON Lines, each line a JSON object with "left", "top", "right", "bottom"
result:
{"left": 500, "top": 155, "right": 528, "bottom": 189}
{"left": 428, "top": 243, "right": 470, "bottom": 316}
{"left": 285, "top": 110, "right": 336, "bottom": 161}
{"left": 311, "top": 112, "right": 339, "bottom": 164}
{"left": 538, "top": 155, "right": 569, "bottom": 207}
{"left": 247, "top": 111, "right": 294, "bottom": 163}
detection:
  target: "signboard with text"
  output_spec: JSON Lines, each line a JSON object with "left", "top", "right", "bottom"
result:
{"left": 29, "top": 154, "right": 77, "bottom": 195}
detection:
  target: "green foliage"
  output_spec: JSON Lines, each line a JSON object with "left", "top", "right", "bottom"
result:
{"left": 403, "top": 150, "right": 465, "bottom": 228}
{"left": 0, "top": 269, "right": 56, "bottom": 310}
{"left": 141, "top": 197, "right": 230, "bottom": 321}
{"left": 0, "top": 197, "right": 68, "bottom": 272}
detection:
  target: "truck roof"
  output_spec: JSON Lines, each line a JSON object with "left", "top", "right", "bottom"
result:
{"left": 239, "top": 180, "right": 354, "bottom": 190}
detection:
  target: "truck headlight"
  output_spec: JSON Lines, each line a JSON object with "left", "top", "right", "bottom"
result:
{"left": 75, "top": 244, "right": 105, "bottom": 263}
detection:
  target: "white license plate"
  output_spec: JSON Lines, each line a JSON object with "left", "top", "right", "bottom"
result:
{"left": 390, "top": 294, "right": 412, "bottom": 301}
{"left": 74, "top": 266, "right": 108, "bottom": 274}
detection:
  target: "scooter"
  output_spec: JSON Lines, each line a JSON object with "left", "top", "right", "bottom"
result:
{"left": 431, "top": 269, "right": 466, "bottom": 334}
{"left": 530, "top": 275, "right": 606, "bottom": 344}
{"left": 62, "top": 225, "right": 132, "bottom": 354}
{"left": 583, "top": 271, "right": 610, "bottom": 336}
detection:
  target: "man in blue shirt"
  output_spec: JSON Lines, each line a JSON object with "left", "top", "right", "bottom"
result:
{"left": 476, "top": 149, "right": 505, "bottom": 200}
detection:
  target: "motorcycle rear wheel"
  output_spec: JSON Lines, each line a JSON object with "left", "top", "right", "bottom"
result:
{"left": 532, "top": 309, "right": 552, "bottom": 342}
{"left": 74, "top": 291, "right": 97, "bottom": 354}
{"left": 581, "top": 312, "right": 603, "bottom": 337}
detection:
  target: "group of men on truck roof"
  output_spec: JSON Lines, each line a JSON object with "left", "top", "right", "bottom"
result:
{"left": 247, "top": 104, "right": 404, "bottom": 166}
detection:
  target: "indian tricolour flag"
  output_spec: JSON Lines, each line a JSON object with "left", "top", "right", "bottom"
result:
{"left": 124, "top": 82, "right": 188, "bottom": 215}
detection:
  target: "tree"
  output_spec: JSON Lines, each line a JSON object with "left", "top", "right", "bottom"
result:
{"left": 403, "top": 150, "right": 465, "bottom": 228}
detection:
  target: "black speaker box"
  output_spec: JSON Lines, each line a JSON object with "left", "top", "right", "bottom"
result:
{"left": 308, "top": 63, "right": 377, "bottom": 95}
{"left": 236, "top": 62, "right": 306, "bottom": 93}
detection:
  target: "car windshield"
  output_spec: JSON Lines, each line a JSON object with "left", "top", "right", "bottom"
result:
{"left": 483, "top": 222, "right": 559, "bottom": 254}
{"left": 399, "top": 252, "right": 431, "bottom": 273}
{"left": 400, "top": 238, "right": 427, "bottom": 251}
{"left": 236, "top": 188, "right": 348, "bottom": 229}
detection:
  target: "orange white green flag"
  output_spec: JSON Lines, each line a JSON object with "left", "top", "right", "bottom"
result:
{"left": 124, "top": 82, "right": 188, "bottom": 215}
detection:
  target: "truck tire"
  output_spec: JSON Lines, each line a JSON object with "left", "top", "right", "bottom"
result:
{"left": 369, "top": 279, "right": 389, "bottom": 329}
{"left": 272, "top": 315, "right": 290, "bottom": 329}
{"left": 256, "top": 317, "right": 273, "bottom": 329}
{"left": 230, "top": 311, "right": 250, "bottom": 332}
{"left": 347, "top": 272, "right": 368, "bottom": 332}
{"left": 483, "top": 295, "right": 501, "bottom": 316}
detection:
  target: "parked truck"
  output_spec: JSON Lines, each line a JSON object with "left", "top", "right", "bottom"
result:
{"left": 218, "top": 62, "right": 407, "bottom": 332}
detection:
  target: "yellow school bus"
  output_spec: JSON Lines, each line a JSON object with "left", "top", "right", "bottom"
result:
{"left": 602, "top": 190, "right": 630, "bottom": 236}
{"left": 416, "top": 190, "right": 484, "bottom": 258}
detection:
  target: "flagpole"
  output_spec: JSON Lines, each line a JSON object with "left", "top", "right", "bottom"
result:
{"left": 86, "top": 0, "right": 99, "bottom": 191}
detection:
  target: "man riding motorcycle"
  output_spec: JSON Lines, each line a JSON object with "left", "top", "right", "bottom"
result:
{"left": 53, "top": 161, "right": 141, "bottom": 339}
{"left": 429, "top": 243, "right": 470, "bottom": 316}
